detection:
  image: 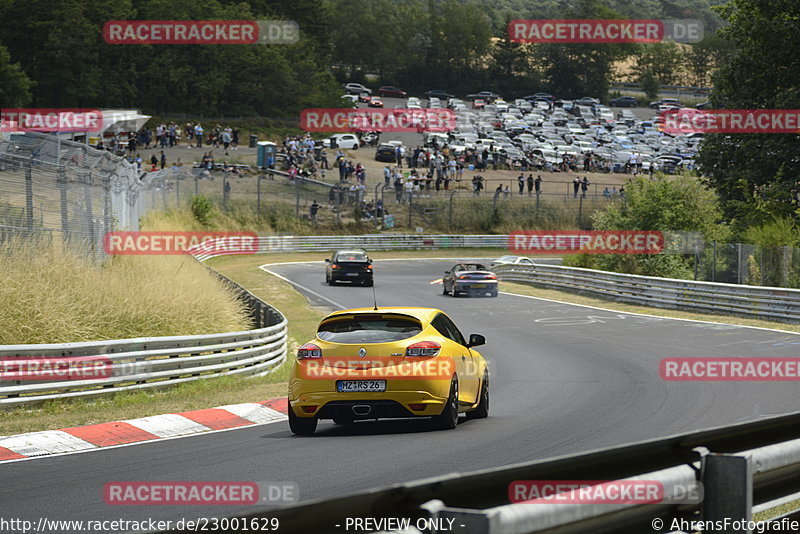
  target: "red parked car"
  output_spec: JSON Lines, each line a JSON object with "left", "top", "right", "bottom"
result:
{"left": 378, "top": 86, "right": 408, "bottom": 98}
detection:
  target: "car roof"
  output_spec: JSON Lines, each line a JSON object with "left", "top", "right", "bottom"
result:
{"left": 325, "top": 307, "right": 443, "bottom": 324}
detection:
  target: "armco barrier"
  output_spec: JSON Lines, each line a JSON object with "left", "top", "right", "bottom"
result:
{"left": 0, "top": 270, "right": 287, "bottom": 408}
{"left": 215, "top": 410, "right": 800, "bottom": 534}
{"left": 494, "top": 263, "right": 800, "bottom": 323}
{"left": 191, "top": 234, "right": 509, "bottom": 261}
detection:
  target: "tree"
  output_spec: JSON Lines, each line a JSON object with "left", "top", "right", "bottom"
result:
{"left": 0, "top": 43, "right": 33, "bottom": 107}
{"left": 639, "top": 69, "right": 659, "bottom": 99}
{"left": 634, "top": 42, "right": 686, "bottom": 86}
{"left": 696, "top": 0, "right": 800, "bottom": 225}
{"left": 566, "top": 174, "right": 730, "bottom": 278}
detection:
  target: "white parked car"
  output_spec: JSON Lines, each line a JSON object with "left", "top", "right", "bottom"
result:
{"left": 491, "top": 255, "right": 536, "bottom": 268}
{"left": 323, "top": 133, "right": 359, "bottom": 150}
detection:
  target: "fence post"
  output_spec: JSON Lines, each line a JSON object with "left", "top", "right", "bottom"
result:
{"left": 104, "top": 175, "right": 112, "bottom": 239}
{"left": 25, "top": 161, "right": 34, "bottom": 230}
{"left": 58, "top": 168, "right": 69, "bottom": 241}
{"left": 84, "top": 171, "right": 95, "bottom": 250}
{"left": 408, "top": 190, "right": 413, "bottom": 227}
{"left": 175, "top": 168, "right": 179, "bottom": 208}
{"left": 257, "top": 174, "right": 262, "bottom": 213}
{"left": 701, "top": 453, "right": 752, "bottom": 533}
{"left": 711, "top": 241, "right": 717, "bottom": 282}
{"left": 449, "top": 191, "right": 456, "bottom": 231}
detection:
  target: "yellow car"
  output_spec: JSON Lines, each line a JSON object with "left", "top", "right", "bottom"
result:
{"left": 288, "top": 307, "right": 489, "bottom": 435}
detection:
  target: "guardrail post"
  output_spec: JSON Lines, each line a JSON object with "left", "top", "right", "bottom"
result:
{"left": 702, "top": 453, "right": 752, "bottom": 533}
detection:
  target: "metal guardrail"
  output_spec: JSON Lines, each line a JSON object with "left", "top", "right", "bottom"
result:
{"left": 192, "top": 234, "right": 508, "bottom": 262}
{"left": 494, "top": 263, "right": 800, "bottom": 324}
{"left": 0, "top": 269, "right": 288, "bottom": 407}
{"left": 224, "top": 410, "right": 800, "bottom": 534}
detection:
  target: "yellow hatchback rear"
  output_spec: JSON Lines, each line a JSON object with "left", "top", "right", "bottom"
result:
{"left": 288, "top": 307, "right": 489, "bottom": 435}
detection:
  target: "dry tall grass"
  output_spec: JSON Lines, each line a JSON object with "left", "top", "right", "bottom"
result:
{"left": 0, "top": 241, "right": 252, "bottom": 344}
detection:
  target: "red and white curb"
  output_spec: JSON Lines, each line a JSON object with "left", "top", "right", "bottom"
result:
{"left": 0, "top": 398, "right": 287, "bottom": 462}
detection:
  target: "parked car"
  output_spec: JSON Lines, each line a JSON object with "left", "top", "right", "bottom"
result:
{"left": 325, "top": 249, "right": 373, "bottom": 286}
{"left": 442, "top": 263, "right": 498, "bottom": 298}
{"left": 649, "top": 98, "right": 681, "bottom": 109}
{"left": 323, "top": 133, "right": 359, "bottom": 150}
{"left": 524, "top": 93, "right": 555, "bottom": 102}
{"left": 378, "top": 86, "right": 408, "bottom": 98}
{"left": 375, "top": 144, "right": 397, "bottom": 162}
{"left": 610, "top": 96, "right": 637, "bottom": 107}
{"left": 575, "top": 97, "right": 600, "bottom": 107}
{"left": 490, "top": 255, "right": 535, "bottom": 268}
{"left": 344, "top": 83, "right": 372, "bottom": 95}
{"left": 425, "top": 89, "right": 454, "bottom": 100}
{"left": 466, "top": 91, "right": 500, "bottom": 102}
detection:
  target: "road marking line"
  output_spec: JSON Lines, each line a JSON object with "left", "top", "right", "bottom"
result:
{"left": 260, "top": 265, "right": 346, "bottom": 309}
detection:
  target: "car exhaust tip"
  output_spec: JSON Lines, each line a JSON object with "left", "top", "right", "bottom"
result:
{"left": 352, "top": 405, "right": 371, "bottom": 416}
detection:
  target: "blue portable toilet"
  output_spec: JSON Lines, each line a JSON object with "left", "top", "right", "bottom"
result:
{"left": 257, "top": 141, "right": 277, "bottom": 168}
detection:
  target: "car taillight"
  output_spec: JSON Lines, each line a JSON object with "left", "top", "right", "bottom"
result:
{"left": 297, "top": 343, "right": 322, "bottom": 360}
{"left": 457, "top": 274, "right": 468, "bottom": 279}
{"left": 485, "top": 273, "right": 497, "bottom": 279}
{"left": 406, "top": 341, "right": 441, "bottom": 357}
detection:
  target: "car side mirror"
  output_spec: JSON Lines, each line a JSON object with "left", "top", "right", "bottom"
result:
{"left": 467, "top": 334, "right": 485, "bottom": 348}
{"left": 325, "top": 258, "right": 330, "bottom": 262}
{"left": 444, "top": 271, "right": 450, "bottom": 274}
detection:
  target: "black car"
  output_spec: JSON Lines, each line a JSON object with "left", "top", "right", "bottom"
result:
{"left": 326, "top": 249, "right": 373, "bottom": 286}
{"left": 425, "top": 89, "right": 454, "bottom": 100}
{"left": 442, "top": 263, "right": 498, "bottom": 297}
{"left": 523, "top": 92, "right": 555, "bottom": 102}
{"left": 610, "top": 96, "right": 637, "bottom": 107}
{"left": 375, "top": 144, "right": 397, "bottom": 162}
{"left": 466, "top": 91, "right": 500, "bottom": 102}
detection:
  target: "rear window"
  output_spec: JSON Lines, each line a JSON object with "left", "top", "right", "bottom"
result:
{"left": 318, "top": 315, "right": 422, "bottom": 343}
{"left": 335, "top": 251, "right": 368, "bottom": 262}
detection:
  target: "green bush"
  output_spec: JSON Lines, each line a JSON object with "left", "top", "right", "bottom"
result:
{"left": 191, "top": 195, "right": 214, "bottom": 226}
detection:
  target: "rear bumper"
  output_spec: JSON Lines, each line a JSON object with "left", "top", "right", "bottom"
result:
{"left": 290, "top": 390, "right": 449, "bottom": 419}
{"left": 455, "top": 281, "right": 497, "bottom": 294}
{"left": 331, "top": 272, "right": 372, "bottom": 282}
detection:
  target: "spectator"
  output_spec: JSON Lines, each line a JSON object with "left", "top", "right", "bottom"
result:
{"left": 573, "top": 176, "right": 581, "bottom": 198}
{"left": 527, "top": 174, "right": 534, "bottom": 196}
{"left": 160, "top": 150, "right": 166, "bottom": 170}
{"left": 309, "top": 200, "right": 320, "bottom": 224}
{"left": 394, "top": 175, "right": 403, "bottom": 203}
{"left": 195, "top": 124, "right": 204, "bottom": 148}
{"left": 581, "top": 176, "right": 590, "bottom": 198}
{"left": 534, "top": 175, "right": 542, "bottom": 195}
{"left": 150, "top": 153, "right": 158, "bottom": 171}
{"left": 517, "top": 173, "right": 525, "bottom": 195}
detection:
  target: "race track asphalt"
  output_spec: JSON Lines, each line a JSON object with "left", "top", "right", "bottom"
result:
{"left": 2, "top": 258, "right": 799, "bottom": 532}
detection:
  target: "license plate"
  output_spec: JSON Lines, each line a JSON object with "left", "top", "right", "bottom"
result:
{"left": 346, "top": 272, "right": 359, "bottom": 276}
{"left": 471, "top": 283, "right": 486, "bottom": 288}
{"left": 337, "top": 380, "right": 386, "bottom": 392}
